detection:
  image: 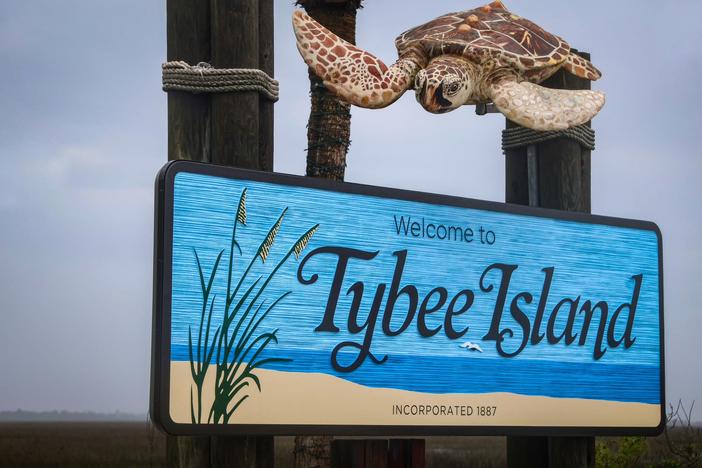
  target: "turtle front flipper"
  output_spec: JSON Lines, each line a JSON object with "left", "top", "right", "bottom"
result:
{"left": 488, "top": 78, "right": 605, "bottom": 131}
{"left": 563, "top": 53, "right": 602, "bottom": 81}
{"left": 293, "top": 10, "right": 422, "bottom": 109}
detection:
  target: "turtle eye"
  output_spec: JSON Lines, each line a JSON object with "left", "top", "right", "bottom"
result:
{"left": 444, "top": 80, "right": 461, "bottom": 96}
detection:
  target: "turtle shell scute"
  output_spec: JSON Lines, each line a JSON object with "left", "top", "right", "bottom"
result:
{"left": 395, "top": 3, "right": 570, "bottom": 70}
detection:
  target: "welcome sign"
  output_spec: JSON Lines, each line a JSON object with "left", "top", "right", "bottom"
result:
{"left": 151, "top": 161, "right": 664, "bottom": 436}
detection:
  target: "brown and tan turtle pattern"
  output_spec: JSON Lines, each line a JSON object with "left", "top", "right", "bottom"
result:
{"left": 293, "top": 9, "right": 422, "bottom": 108}
{"left": 395, "top": 1, "right": 600, "bottom": 82}
{"left": 292, "top": 1, "right": 605, "bottom": 131}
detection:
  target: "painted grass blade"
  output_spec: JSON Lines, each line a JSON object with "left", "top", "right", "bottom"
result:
{"left": 225, "top": 381, "right": 250, "bottom": 402}
{"left": 225, "top": 395, "right": 250, "bottom": 422}
{"left": 202, "top": 294, "right": 217, "bottom": 362}
{"left": 293, "top": 224, "right": 320, "bottom": 259}
{"left": 227, "top": 300, "right": 266, "bottom": 357}
{"left": 236, "top": 188, "right": 247, "bottom": 225}
{"left": 193, "top": 249, "right": 224, "bottom": 298}
{"left": 188, "top": 327, "right": 197, "bottom": 381}
{"left": 194, "top": 195, "right": 319, "bottom": 423}
{"left": 205, "top": 327, "right": 221, "bottom": 367}
{"left": 194, "top": 249, "right": 223, "bottom": 365}
{"left": 249, "top": 357, "right": 292, "bottom": 370}
{"left": 226, "top": 330, "right": 278, "bottom": 384}
{"left": 257, "top": 208, "right": 287, "bottom": 263}
{"left": 190, "top": 387, "right": 196, "bottom": 424}
{"left": 235, "top": 292, "right": 290, "bottom": 360}
{"left": 225, "top": 276, "right": 262, "bottom": 330}
{"left": 239, "top": 332, "right": 278, "bottom": 376}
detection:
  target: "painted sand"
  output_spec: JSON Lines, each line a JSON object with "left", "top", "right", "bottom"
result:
{"left": 169, "top": 362, "right": 660, "bottom": 428}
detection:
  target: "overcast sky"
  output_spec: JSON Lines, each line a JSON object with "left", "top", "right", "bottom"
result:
{"left": 0, "top": 1, "right": 700, "bottom": 415}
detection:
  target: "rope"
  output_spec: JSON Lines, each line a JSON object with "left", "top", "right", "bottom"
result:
{"left": 502, "top": 124, "right": 595, "bottom": 152}
{"left": 162, "top": 61, "right": 279, "bottom": 101}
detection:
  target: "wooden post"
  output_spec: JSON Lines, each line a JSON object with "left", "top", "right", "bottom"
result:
{"left": 210, "top": 0, "right": 260, "bottom": 168}
{"left": 167, "top": 0, "right": 210, "bottom": 163}
{"left": 165, "top": 0, "right": 275, "bottom": 466}
{"left": 166, "top": 2, "right": 211, "bottom": 463}
{"left": 329, "top": 439, "right": 425, "bottom": 468}
{"left": 504, "top": 51, "right": 595, "bottom": 468}
{"left": 388, "top": 439, "right": 425, "bottom": 468}
{"left": 258, "top": 0, "right": 274, "bottom": 171}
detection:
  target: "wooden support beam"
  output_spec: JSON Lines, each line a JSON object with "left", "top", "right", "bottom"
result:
{"left": 210, "top": 436, "right": 258, "bottom": 468}
{"left": 506, "top": 436, "right": 548, "bottom": 468}
{"left": 548, "top": 437, "right": 595, "bottom": 467}
{"left": 165, "top": 0, "right": 276, "bottom": 466}
{"left": 388, "top": 439, "right": 425, "bottom": 468}
{"left": 329, "top": 439, "right": 425, "bottom": 468}
{"left": 258, "top": 0, "right": 275, "bottom": 171}
{"left": 331, "top": 440, "right": 367, "bottom": 468}
{"left": 166, "top": 2, "right": 212, "bottom": 463}
{"left": 167, "top": 0, "right": 210, "bottom": 162}
{"left": 504, "top": 51, "right": 596, "bottom": 468}
{"left": 210, "top": 0, "right": 260, "bottom": 168}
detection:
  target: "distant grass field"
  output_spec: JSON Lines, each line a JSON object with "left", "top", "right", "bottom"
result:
{"left": 0, "top": 422, "right": 696, "bottom": 467}
{"left": 0, "top": 424, "right": 505, "bottom": 467}
{"left": 0, "top": 422, "right": 165, "bottom": 467}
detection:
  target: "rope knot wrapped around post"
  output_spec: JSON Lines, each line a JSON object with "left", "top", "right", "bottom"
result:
{"left": 501, "top": 124, "right": 595, "bottom": 153}
{"left": 162, "top": 60, "right": 279, "bottom": 101}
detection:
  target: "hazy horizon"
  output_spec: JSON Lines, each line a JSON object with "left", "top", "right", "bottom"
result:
{"left": 0, "top": 0, "right": 700, "bottom": 415}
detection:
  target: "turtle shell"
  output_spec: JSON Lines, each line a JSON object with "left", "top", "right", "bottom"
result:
{"left": 395, "top": 1, "right": 570, "bottom": 71}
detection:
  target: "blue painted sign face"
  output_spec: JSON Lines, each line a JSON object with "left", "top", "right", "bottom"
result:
{"left": 151, "top": 161, "right": 664, "bottom": 436}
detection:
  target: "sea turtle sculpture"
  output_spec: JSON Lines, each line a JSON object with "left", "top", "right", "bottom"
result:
{"left": 293, "top": 1, "right": 604, "bottom": 130}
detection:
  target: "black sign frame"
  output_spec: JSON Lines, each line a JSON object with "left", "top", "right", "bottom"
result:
{"left": 151, "top": 160, "right": 665, "bottom": 437}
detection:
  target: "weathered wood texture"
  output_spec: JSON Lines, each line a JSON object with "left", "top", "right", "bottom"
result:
{"left": 505, "top": 52, "right": 592, "bottom": 211}
{"left": 505, "top": 51, "right": 595, "bottom": 468}
{"left": 255, "top": 436, "right": 275, "bottom": 468}
{"left": 506, "top": 436, "right": 549, "bottom": 468}
{"left": 166, "top": 0, "right": 212, "bottom": 461}
{"left": 166, "top": 435, "right": 271, "bottom": 468}
{"left": 166, "top": 0, "right": 275, "bottom": 466}
{"left": 167, "top": 0, "right": 210, "bottom": 162}
{"left": 330, "top": 439, "right": 425, "bottom": 468}
{"left": 295, "top": 434, "right": 334, "bottom": 468}
{"left": 387, "top": 439, "right": 425, "bottom": 468}
{"left": 210, "top": 0, "right": 260, "bottom": 168}
{"left": 210, "top": 436, "right": 258, "bottom": 468}
{"left": 258, "top": 0, "right": 275, "bottom": 171}
{"left": 549, "top": 436, "right": 595, "bottom": 467}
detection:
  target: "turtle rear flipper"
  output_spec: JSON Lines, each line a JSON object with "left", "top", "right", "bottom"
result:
{"left": 489, "top": 79, "right": 605, "bottom": 131}
{"left": 293, "top": 10, "right": 422, "bottom": 109}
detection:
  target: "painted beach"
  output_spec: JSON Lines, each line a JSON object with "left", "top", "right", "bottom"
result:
{"left": 169, "top": 362, "right": 660, "bottom": 428}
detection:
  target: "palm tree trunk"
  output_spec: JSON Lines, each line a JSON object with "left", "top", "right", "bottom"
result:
{"left": 297, "top": 0, "right": 361, "bottom": 182}
{"left": 294, "top": 1, "right": 362, "bottom": 466}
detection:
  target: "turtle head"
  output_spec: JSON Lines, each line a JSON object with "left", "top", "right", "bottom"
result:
{"left": 414, "top": 57, "right": 475, "bottom": 114}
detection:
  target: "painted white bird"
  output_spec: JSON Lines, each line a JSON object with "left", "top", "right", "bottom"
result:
{"left": 459, "top": 341, "right": 483, "bottom": 353}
